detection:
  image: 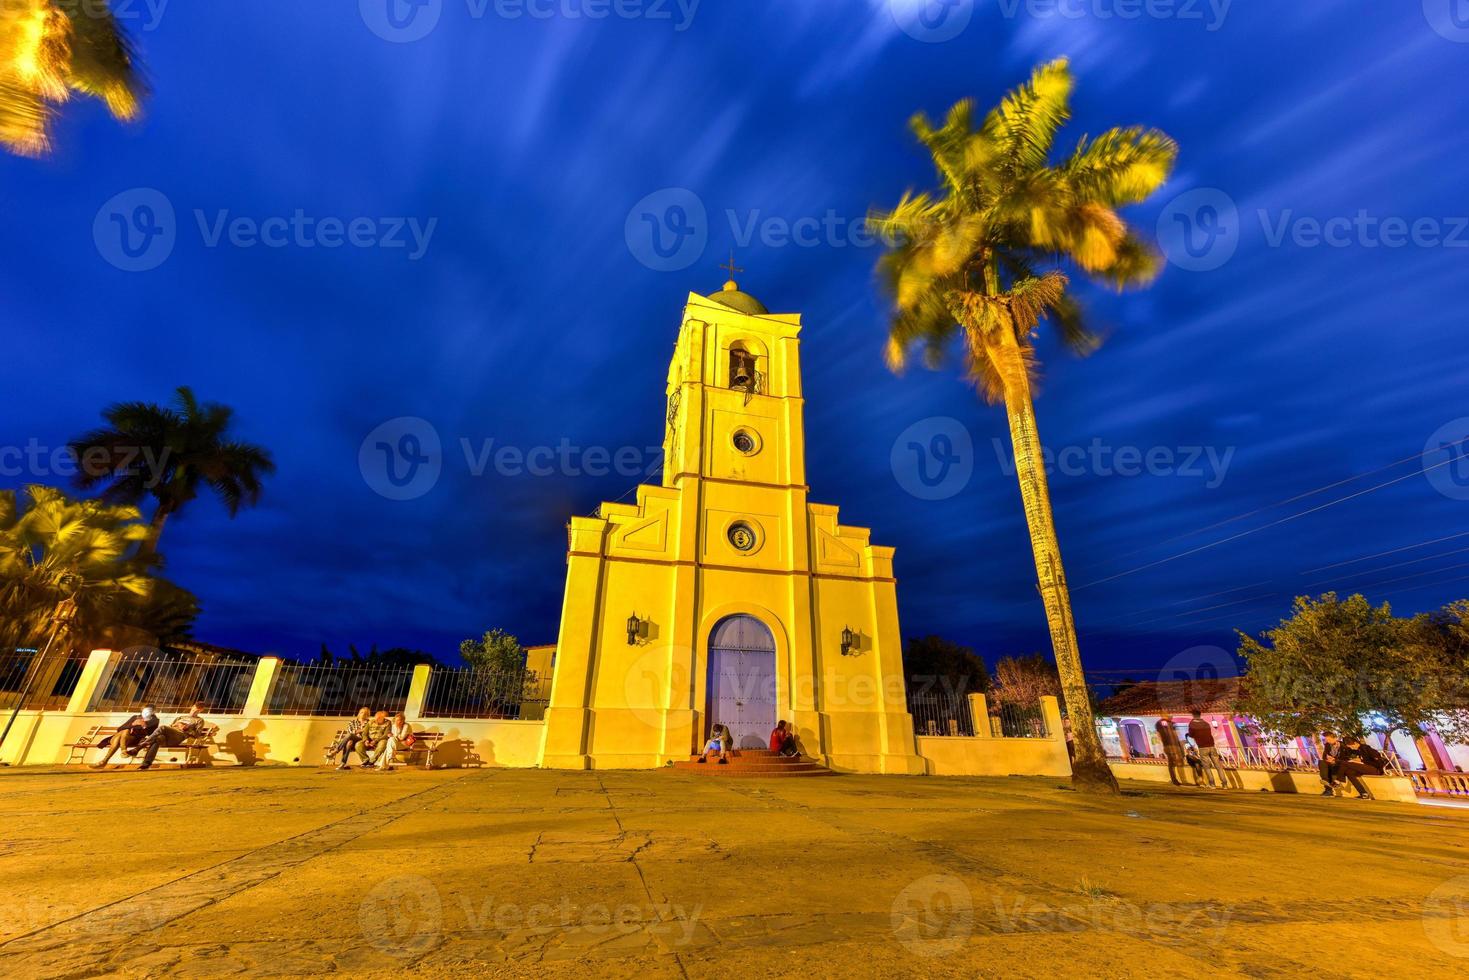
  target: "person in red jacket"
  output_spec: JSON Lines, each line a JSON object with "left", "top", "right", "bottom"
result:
{"left": 769, "top": 720, "right": 798, "bottom": 757}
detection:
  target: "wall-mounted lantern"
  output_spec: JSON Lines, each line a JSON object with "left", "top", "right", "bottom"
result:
{"left": 627, "top": 613, "right": 650, "bottom": 646}
{"left": 840, "top": 625, "right": 857, "bottom": 656}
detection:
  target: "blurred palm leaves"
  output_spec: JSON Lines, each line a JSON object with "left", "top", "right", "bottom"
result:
{"left": 869, "top": 57, "right": 1177, "bottom": 402}
{"left": 1, "top": 0, "right": 146, "bottom": 156}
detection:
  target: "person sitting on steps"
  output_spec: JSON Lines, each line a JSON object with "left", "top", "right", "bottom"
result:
{"left": 697, "top": 723, "right": 732, "bottom": 764}
{"left": 769, "top": 720, "right": 799, "bottom": 758}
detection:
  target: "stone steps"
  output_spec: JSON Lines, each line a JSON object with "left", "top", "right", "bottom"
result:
{"left": 668, "top": 748, "right": 835, "bottom": 777}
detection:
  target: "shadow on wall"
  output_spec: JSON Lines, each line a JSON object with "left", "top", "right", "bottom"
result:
{"left": 223, "top": 720, "right": 269, "bottom": 766}
{"left": 428, "top": 729, "right": 487, "bottom": 769}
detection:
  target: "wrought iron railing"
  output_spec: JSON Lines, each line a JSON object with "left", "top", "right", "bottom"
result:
{"left": 90, "top": 649, "right": 256, "bottom": 714}
{"left": 908, "top": 693, "right": 977, "bottom": 737}
{"left": 420, "top": 666, "right": 550, "bottom": 720}
{"left": 989, "top": 698, "right": 1050, "bottom": 738}
{"left": 0, "top": 649, "right": 90, "bottom": 711}
{"left": 263, "top": 662, "right": 415, "bottom": 717}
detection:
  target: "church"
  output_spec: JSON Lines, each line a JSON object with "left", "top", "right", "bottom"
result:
{"left": 538, "top": 277, "right": 925, "bottom": 774}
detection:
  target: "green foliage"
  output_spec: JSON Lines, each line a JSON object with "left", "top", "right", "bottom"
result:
{"left": 70, "top": 386, "right": 275, "bottom": 556}
{"left": 460, "top": 628, "right": 527, "bottom": 674}
{"left": 0, "top": 484, "right": 170, "bottom": 650}
{"left": 868, "top": 57, "right": 1178, "bottom": 404}
{"left": 902, "top": 635, "right": 989, "bottom": 696}
{"left": 1236, "top": 593, "right": 1469, "bottom": 743}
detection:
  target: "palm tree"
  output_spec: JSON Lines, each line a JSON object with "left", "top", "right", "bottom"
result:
{"left": 0, "top": 484, "right": 153, "bottom": 652}
{"left": 869, "top": 58, "right": 1178, "bottom": 793}
{"left": 71, "top": 386, "right": 276, "bottom": 558}
{"left": 1, "top": 0, "right": 146, "bottom": 156}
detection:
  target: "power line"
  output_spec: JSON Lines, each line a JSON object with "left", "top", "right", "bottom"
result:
{"left": 1299, "top": 530, "right": 1469, "bottom": 574}
{"left": 1303, "top": 545, "right": 1469, "bottom": 589}
{"left": 1079, "top": 440, "right": 1462, "bottom": 571}
{"left": 1077, "top": 452, "right": 1462, "bottom": 591}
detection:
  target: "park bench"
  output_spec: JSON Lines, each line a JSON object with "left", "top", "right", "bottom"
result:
{"left": 66, "top": 724, "right": 222, "bottom": 768}
{"left": 323, "top": 729, "right": 444, "bottom": 769}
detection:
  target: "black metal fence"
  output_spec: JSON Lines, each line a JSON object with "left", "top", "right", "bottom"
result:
{"left": 0, "top": 649, "right": 91, "bottom": 712}
{"left": 908, "top": 692, "right": 977, "bottom": 737}
{"left": 421, "top": 666, "right": 551, "bottom": 720}
{"left": 90, "top": 649, "right": 256, "bottom": 714}
{"left": 989, "top": 698, "right": 1050, "bottom": 738}
{"left": 264, "top": 662, "right": 415, "bottom": 716}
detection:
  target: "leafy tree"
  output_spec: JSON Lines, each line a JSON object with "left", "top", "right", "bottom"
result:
{"left": 71, "top": 386, "right": 275, "bottom": 558}
{"left": 869, "top": 58, "right": 1177, "bottom": 793}
{"left": 0, "top": 0, "right": 146, "bottom": 156}
{"left": 0, "top": 485, "right": 155, "bottom": 651}
{"left": 992, "top": 653, "right": 1064, "bottom": 705}
{"left": 460, "top": 628, "right": 527, "bottom": 674}
{"left": 902, "top": 635, "right": 989, "bottom": 697}
{"left": 1236, "top": 593, "right": 1468, "bottom": 744}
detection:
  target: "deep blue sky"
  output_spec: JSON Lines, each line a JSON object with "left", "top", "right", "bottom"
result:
{"left": 4, "top": 2, "right": 1467, "bottom": 677}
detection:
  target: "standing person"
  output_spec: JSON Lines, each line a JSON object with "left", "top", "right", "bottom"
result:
{"left": 1318, "top": 731, "right": 1345, "bottom": 796}
{"left": 375, "top": 711, "right": 414, "bottom": 771}
{"left": 1156, "top": 718, "right": 1188, "bottom": 786}
{"left": 1187, "top": 710, "right": 1228, "bottom": 789}
{"left": 90, "top": 707, "right": 159, "bottom": 768}
{"left": 138, "top": 702, "right": 213, "bottom": 771}
{"left": 333, "top": 707, "right": 372, "bottom": 770}
{"left": 1336, "top": 737, "right": 1388, "bottom": 801}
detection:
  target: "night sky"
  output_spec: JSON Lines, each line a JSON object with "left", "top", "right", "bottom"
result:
{"left": 4, "top": 2, "right": 1467, "bottom": 679}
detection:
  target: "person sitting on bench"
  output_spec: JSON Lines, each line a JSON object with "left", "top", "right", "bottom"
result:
{"left": 698, "top": 723, "right": 732, "bottom": 764}
{"left": 138, "top": 702, "right": 212, "bottom": 771}
{"left": 334, "top": 707, "right": 372, "bottom": 770}
{"left": 374, "top": 711, "right": 414, "bottom": 771}
{"left": 90, "top": 706, "right": 159, "bottom": 768}
{"left": 1335, "top": 737, "right": 1388, "bottom": 800}
{"left": 361, "top": 710, "right": 393, "bottom": 770}
{"left": 769, "top": 720, "right": 799, "bottom": 757}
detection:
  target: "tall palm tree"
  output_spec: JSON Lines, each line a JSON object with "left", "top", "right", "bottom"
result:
{"left": 869, "top": 58, "right": 1178, "bottom": 793}
{"left": 71, "top": 386, "right": 276, "bottom": 558}
{"left": 1, "top": 0, "right": 146, "bottom": 156}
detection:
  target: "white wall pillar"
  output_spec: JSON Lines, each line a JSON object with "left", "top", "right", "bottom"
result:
{"left": 968, "top": 693, "right": 991, "bottom": 738}
{"left": 65, "top": 649, "right": 117, "bottom": 714}
{"left": 243, "top": 657, "right": 280, "bottom": 716}
{"left": 404, "top": 664, "right": 432, "bottom": 719}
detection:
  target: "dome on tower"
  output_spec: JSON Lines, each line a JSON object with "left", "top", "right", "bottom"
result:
{"left": 707, "top": 279, "right": 768, "bottom": 316}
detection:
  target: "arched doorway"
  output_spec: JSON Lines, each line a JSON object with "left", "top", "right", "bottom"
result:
{"left": 706, "top": 614, "right": 778, "bottom": 750}
{"left": 1121, "top": 720, "right": 1151, "bottom": 758}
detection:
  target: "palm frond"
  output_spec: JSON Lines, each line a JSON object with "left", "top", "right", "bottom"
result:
{"left": 981, "top": 57, "right": 1073, "bottom": 174}
{"left": 1064, "top": 126, "right": 1178, "bottom": 207}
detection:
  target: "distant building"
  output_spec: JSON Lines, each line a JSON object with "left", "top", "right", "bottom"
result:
{"left": 1095, "top": 679, "right": 1467, "bottom": 772}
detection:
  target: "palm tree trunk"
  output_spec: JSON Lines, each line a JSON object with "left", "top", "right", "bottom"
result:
{"left": 138, "top": 503, "right": 171, "bottom": 559}
{"left": 994, "top": 325, "right": 1119, "bottom": 794}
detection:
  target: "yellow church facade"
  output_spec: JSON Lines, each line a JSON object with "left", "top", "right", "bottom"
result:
{"left": 538, "top": 282, "right": 925, "bottom": 774}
